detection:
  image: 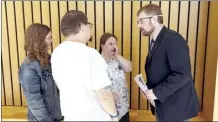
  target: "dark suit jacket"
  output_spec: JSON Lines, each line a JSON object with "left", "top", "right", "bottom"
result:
{"left": 145, "top": 26, "right": 200, "bottom": 121}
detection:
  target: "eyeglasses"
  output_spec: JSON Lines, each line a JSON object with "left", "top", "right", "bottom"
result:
{"left": 79, "top": 22, "right": 93, "bottom": 28}
{"left": 87, "top": 22, "right": 93, "bottom": 28}
{"left": 137, "top": 15, "right": 163, "bottom": 24}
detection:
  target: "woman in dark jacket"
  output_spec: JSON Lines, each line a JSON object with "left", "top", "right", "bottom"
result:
{"left": 18, "top": 23, "right": 62, "bottom": 121}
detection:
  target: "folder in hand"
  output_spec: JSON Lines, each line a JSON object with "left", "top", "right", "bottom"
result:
{"left": 134, "top": 74, "right": 148, "bottom": 92}
{"left": 134, "top": 74, "right": 155, "bottom": 107}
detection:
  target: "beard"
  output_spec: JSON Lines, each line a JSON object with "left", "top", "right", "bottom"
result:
{"left": 140, "top": 22, "right": 155, "bottom": 36}
{"left": 140, "top": 27, "right": 155, "bottom": 36}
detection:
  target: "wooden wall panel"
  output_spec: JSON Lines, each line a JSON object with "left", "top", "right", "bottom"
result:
{"left": 14, "top": 1, "right": 27, "bottom": 106}
{"left": 169, "top": 1, "right": 179, "bottom": 31}
{"left": 23, "top": 1, "right": 33, "bottom": 30}
{"left": 203, "top": 1, "right": 218, "bottom": 120}
{"left": 50, "top": 1, "right": 60, "bottom": 49}
{"left": 123, "top": 1, "right": 131, "bottom": 109}
{"left": 2, "top": 1, "right": 13, "bottom": 106}
{"left": 105, "top": 1, "right": 113, "bottom": 34}
{"left": 41, "top": 1, "right": 52, "bottom": 53}
{"left": 114, "top": 1, "right": 122, "bottom": 54}
{"left": 2, "top": 70, "right": 5, "bottom": 105}
{"left": 32, "top": 1, "right": 41, "bottom": 23}
{"left": 140, "top": 1, "right": 150, "bottom": 110}
{"left": 178, "top": 1, "right": 189, "bottom": 40}
{"left": 1, "top": 1, "right": 211, "bottom": 111}
{"left": 6, "top": 1, "right": 21, "bottom": 106}
{"left": 195, "top": 1, "right": 209, "bottom": 110}
{"left": 187, "top": 1, "right": 199, "bottom": 77}
{"left": 86, "top": 1, "right": 95, "bottom": 48}
{"left": 68, "top": 1, "right": 76, "bottom": 11}
{"left": 131, "top": 1, "right": 140, "bottom": 109}
{"left": 213, "top": 58, "right": 218, "bottom": 121}
{"left": 59, "top": 1, "right": 67, "bottom": 43}
{"left": 161, "top": 1, "right": 169, "bottom": 28}
{"left": 95, "top": 1, "right": 103, "bottom": 51}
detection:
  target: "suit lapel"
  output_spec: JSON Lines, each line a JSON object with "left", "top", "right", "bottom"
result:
{"left": 146, "top": 26, "right": 168, "bottom": 66}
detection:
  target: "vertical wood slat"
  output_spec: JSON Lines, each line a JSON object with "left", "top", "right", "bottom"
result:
{"left": 169, "top": 1, "right": 179, "bottom": 31}
{"left": 59, "top": 1, "right": 67, "bottom": 42}
{"left": 50, "top": 1, "right": 60, "bottom": 49}
{"left": 203, "top": 2, "right": 218, "bottom": 120}
{"left": 187, "top": 1, "right": 199, "bottom": 78}
{"left": 41, "top": 1, "right": 50, "bottom": 27}
{"left": 105, "top": 1, "right": 113, "bottom": 33}
{"left": 2, "top": 68, "right": 6, "bottom": 105}
{"left": 114, "top": 1, "right": 122, "bottom": 55}
{"left": 131, "top": 1, "right": 140, "bottom": 109}
{"left": 77, "top": 1, "right": 85, "bottom": 13}
{"left": 32, "top": 1, "right": 41, "bottom": 23}
{"left": 23, "top": 1, "right": 33, "bottom": 65}
{"left": 161, "top": 1, "right": 170, "bottom": 28}
{"left": 15, "top": 1, "right": 27, "bottom": 106}
{"left": 123, "top": 1, "right": 131, "bottom": 109}
{"left": 41, "top": 1, "right": 52, "bottom": 54}
{"left": 23, "top": 1, "right": 33, "bottom": 30}
{"left": 86, "top": 1, "right": 95, "bottom": 48}
{"left": 68, "top": 1, "right": 76, "bottom": 11}
{"left": 6, "top": 1, "right": 21, "bottom": 106}
{"left": 2, "top": 1, "right": 13, "bottom": 106}
{"left": 195, "top": 1, "right": 209, "bottom": 110}
{"left": 151, "top": 1, "right": 160, "bottom": 6}
{"left": 178, "top": 1, "right": 189, "bottom": 40}
{"left": 95, "top": 1, "right": 104, "bottom": 51}
{"left": 140, "top": 1, "right": 150, "bottom": 110}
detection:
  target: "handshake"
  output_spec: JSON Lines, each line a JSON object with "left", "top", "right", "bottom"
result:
{"left": 134, "top": 74, "right": 156, "bottom": 107}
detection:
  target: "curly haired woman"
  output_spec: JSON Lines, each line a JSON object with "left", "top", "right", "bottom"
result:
{"left": 18, "top": 23, "right": 63, "bottom": 122}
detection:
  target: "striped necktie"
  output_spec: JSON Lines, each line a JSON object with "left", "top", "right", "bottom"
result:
{"left": 149, "top": 39, "right": 155, "bottom": 52}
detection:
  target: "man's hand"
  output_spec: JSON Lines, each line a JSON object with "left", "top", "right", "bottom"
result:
{"left": 141, "top": 90, "right": 155, "bottom": 107}
{"left": 145, "top": 89, "right": 157, "bottom": 101}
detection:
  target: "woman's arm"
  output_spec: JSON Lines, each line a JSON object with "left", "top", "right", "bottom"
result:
{"left": 116, "top": 55, "right": 132, "bottom": 73}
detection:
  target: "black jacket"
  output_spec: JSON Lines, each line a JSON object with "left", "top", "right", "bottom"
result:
{"left": 145, "top": 26, "right": 200, "bottom": 121}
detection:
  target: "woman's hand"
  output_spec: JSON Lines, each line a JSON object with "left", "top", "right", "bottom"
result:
{"left": 114, "top": 46, "right": 119, "bottom": 56}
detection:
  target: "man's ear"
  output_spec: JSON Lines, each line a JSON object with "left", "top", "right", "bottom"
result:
{"left": 80, "top": 23, "right": 85, "bottom": 31}
{"left": 152, "top": 16, "right": 158, "bottom": 24}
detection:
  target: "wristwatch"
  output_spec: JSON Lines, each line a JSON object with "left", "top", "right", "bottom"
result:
{"left": 110, "top": 111, "right": 119, "bottom": 118}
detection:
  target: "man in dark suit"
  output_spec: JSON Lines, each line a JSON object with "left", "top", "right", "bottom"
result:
{"left": 136, "top": 4, "right": 200, "bottom": 121}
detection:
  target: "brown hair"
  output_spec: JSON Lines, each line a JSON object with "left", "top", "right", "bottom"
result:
{"left": 61, "top": 10, "right": 89, "bottom": 37}
{"left": 137, "top": 4, "right": 163, "bottom": 24}
{"left": 99, "top": 33, "right": 117, "bottom": 53}
{"left": 24, "top": 23, "right": 50, "bottom": 67}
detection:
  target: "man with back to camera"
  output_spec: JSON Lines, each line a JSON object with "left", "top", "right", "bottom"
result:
{"left": 136, "top": 4, "right": 200, "bottom": 121}
{"left": 51, "top": 10, "right": 119, "bottom": 121}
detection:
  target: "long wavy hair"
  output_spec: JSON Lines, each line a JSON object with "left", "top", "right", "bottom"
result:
{"left": 24, "top": 23, "right": 51, "bottom": 67}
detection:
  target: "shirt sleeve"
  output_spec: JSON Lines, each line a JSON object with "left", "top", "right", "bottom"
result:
{"left": 90, "top": 50, "right": 112, "bottom": 90}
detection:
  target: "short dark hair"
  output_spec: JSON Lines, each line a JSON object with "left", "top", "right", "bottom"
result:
{"left": 137, "top": 4, "right": 163, "bottom": 24}
{"left": 99, "top": 33, "right": 117, "bottom": 53}
{"left": 61, "top": 10, "right": 88, "bottom": 37}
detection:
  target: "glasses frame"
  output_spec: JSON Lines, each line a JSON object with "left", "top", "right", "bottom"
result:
{"left": 137, "top": 15, "right": 163, "bottom": 24}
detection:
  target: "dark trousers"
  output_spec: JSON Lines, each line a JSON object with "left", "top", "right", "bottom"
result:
{"left": 119, "top": 112, "right": 129, "bottom": 122}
